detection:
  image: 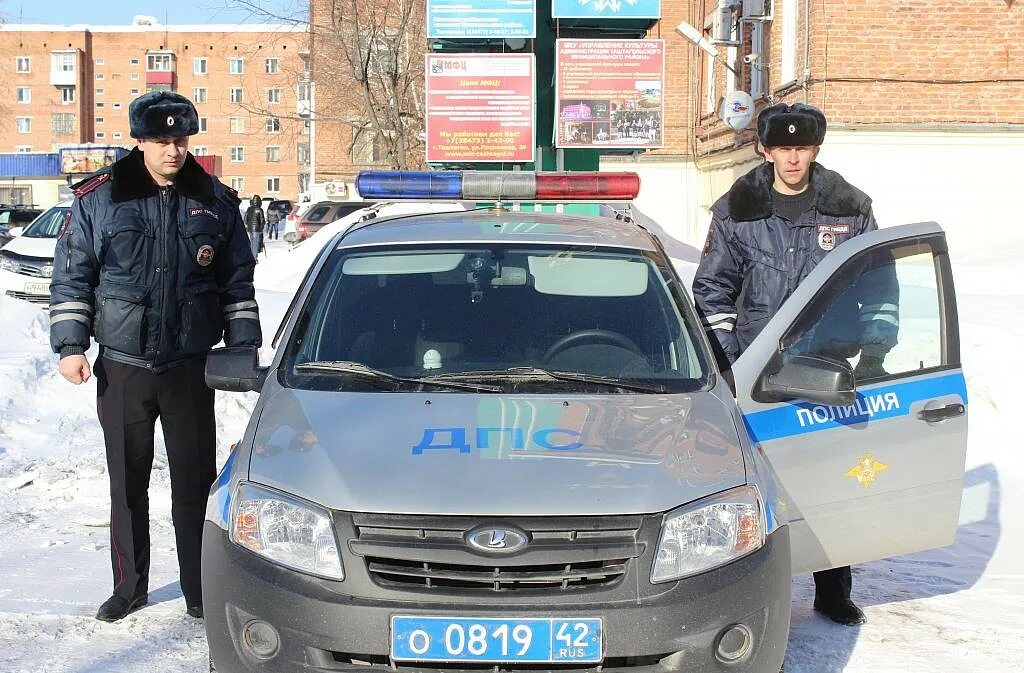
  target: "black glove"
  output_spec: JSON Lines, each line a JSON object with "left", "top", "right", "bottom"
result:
{"left": 854, "top": 354, "right": 888, "bottom": 382}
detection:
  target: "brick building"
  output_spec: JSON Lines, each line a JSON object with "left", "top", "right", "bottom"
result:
{"left": 0, "top": 17, "right": 311, "bottom": 204}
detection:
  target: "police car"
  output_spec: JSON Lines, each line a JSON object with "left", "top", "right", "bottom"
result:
{"left": 202, "top": 171, "right": 968, "bottom": 673}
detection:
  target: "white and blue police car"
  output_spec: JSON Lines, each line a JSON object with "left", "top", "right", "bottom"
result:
{"left": 202, "top": 170, "right": 968, "bottom": 673}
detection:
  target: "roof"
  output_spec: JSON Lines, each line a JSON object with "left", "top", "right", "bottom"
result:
{"left": 336, "top": 209, "right": 659, "bottom": 252}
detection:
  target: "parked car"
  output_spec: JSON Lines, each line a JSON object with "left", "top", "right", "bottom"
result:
{"left": 0, "top": 202, "right": 72, "bottom": 304}
{"left": 285, "top": 200, "right": 378, "bottom": 243}
{"left": 0, "top": 205, "right": 44, "bottom": 246}
{"left": 202, "top": 171, "right": 968, "bottom": 673}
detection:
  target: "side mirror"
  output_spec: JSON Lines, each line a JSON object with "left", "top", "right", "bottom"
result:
{"left": 205, "top": 346, "right": 268, "bottom": 392}
{"left": 754, "top": 353, "right": 856, "bottom": 406}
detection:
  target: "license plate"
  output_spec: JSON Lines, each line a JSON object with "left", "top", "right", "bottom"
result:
{"left": 391, "top": 616, "right": 602, "bottom": 663}
{"left": 24, "top": 282, "right": 49, "bottom": 295}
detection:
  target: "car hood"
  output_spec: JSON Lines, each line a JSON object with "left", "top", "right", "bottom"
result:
{"left": 247, "top": 389, "right": 746, "bottom": 516}
{"left": 1, "top": 234, "right": 56, "bottom": 258}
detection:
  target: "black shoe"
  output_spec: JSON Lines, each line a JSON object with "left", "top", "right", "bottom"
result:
{"left": 813, "top": 597, "right": 866, "bottom": 625}
{"left": 96, "top": 592, "right": 148, "bottom": 622}
{"left": 186, "top": 603, "right": 204, "bottom": 619}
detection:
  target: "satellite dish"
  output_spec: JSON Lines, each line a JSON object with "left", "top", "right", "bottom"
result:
{"left": 719, "top": 91, "right": 755, "bottom": 132}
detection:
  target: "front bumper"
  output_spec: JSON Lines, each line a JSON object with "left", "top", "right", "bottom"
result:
{"left": 203, "top": 522, "right": 791, "bottom": 673}
{"left": 0, "top": 268, "right": 51, "bottom": 303}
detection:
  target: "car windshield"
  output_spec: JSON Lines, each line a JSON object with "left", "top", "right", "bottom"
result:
{"left": 283, "top": 244, "right": 709, "bottom": 393}
{"left": 22, "top": 206, "right": 70, "bottom": 238}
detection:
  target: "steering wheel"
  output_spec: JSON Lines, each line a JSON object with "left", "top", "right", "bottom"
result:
{"left": 542, "top": 329, "right": 644, "bottom": 364}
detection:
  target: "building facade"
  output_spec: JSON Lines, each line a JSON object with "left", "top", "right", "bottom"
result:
{"left": 0, "top": 18, "right": 311, "bottom": 203}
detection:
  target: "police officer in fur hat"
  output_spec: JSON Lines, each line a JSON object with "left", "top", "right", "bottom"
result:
{"left": 49, "top": 91, "right": 261, "bottom": 622}
{"left": 692, "top": 102, "right": 899, "bottom": 626}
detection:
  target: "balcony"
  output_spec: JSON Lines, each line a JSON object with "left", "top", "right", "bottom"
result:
{"left": 50, "top": 50, "right": 78, "bottom": 87}
{"left": 146, "top": 70, "right": 175, "bottom": 86}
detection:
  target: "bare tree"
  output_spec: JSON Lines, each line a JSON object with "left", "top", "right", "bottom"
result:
{"left": 224, "top": 0, "right": 425, "bottom": 170}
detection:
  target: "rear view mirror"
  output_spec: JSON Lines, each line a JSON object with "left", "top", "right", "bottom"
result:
{"left": 205, "top": 347, "right": 268, "bottom": 392}
{"left": 754, "top": 354, "right": 855, "bottom": 406}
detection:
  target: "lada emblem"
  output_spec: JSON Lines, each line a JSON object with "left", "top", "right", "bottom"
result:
{"left": 466, "top": 526, "right": 529, "bottom": 553}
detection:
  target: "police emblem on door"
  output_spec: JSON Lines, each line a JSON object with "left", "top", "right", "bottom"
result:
{"left": 196, "top": 244, "right": 215, "bottom": 266}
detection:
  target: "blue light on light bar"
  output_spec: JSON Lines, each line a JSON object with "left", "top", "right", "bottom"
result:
{"left": 356, "top": 171, "right": 462, "bottom": 199}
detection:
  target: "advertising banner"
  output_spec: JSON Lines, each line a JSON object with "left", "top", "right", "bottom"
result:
{"left": 426, "top": 54, "right": 536, "bottom": 163}
{"left": 427, "top": 0, "right": 536, "bottom": 39}
{"left": 555, "top": 39, "right": 664, "bottom": 149}
{"left": 58, "top": 146, "right": 126, "bottom": 174}
{"left": 552, "top": 0, "right": 661, "bottom": 19}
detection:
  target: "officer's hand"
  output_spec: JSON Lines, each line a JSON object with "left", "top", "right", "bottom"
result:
{"left": 59, "top": 355, "right": 91, "bottom": 385}
{"left": 854, "top": 355, "right": 888, "bottom": 382}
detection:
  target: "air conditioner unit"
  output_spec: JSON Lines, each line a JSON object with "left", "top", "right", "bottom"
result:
{"left": 710, "top": 2, "right": 742, "bottom": 46}
{"left": 742, "top": 0, "right": 772, "bottom": 19}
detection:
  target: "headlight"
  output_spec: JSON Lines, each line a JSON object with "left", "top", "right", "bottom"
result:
{"left": 651, "top": 484, "right": 765, "bottom": 583}
{"left": 0, "top": 255, "right": 18, "bottom": 273}
{"left": 230, "top": 481, "right": 345, "bottom": 580}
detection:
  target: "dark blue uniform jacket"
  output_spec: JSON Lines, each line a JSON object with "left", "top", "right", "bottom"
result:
{"left": 50, "top": 149, "right": 261, "bottom": 371}
{"left": 692, "top": 162, "right": 898, "bottom": 367}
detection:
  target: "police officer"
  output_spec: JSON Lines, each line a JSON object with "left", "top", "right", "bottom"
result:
{"left": 49, "top": 91, "right": 261, "bottom": 622}
{"left": 692, "top": 103, "right": 898, "bottom": 626}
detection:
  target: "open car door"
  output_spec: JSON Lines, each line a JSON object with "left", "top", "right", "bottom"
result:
{"left": 731, "top": 222, "right": 967, "bottom": 574}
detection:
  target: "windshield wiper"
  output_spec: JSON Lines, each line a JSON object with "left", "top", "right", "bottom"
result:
{"left": 423, "top": 367, "right": 667, "bottom": 394}
{"left": 295, "top": 361, "right": 501, "bottom": 393}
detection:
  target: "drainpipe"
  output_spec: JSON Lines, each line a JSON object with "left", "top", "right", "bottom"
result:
{"left": 803, "top": 0, "right": 811, "bottom": 102}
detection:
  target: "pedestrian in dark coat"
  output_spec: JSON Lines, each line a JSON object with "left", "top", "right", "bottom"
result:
{"left": 244, "top": 194, "right": 266, "bottom": 259}
{"left": 49, "top": 91, "right": 261, "bottom": 623}
{"left": 692, "top": 102, "right": 899, "bottom": 627}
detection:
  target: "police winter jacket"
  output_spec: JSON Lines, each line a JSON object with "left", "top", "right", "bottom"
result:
{"left": 50, "top": 149, "right": 262, "bottom": 372}
{"left": 692, "top": 162, "right": 898, "bottom": 366}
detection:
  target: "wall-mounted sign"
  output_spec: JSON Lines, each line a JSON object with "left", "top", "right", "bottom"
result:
{"left": 426, "top": 54, "right": 536, "bottom": 163}
{"left": 58, "top": 146, "right": 125, "bottom": 174}
{"left": 427, "top": 0, "right": 537, "bottom": 39}
{"left": 552, "top": 0, "right": 661, "bottom": 19}
{"left": 555, "top": 39, "right": 664, "bottom": 149}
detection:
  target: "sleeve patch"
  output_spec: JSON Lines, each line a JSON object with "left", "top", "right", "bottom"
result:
{"left": 702, "top": 226, "right": 715, "bottom": 257}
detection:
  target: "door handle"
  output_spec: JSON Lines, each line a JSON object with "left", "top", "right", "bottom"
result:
{"left": 916, "top": 403, "right": 965, "bottom": 422}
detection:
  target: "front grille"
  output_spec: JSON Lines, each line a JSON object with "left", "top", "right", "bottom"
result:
{"left": 350, "top": 514, "right": 644, "bottom": 594}
{"left": 1, "top": 251, "right": 51, "bottom": 278}
{"left": 5, "top": 290, "right": 49, "bottom": 304}
{"left": 9, "top": 265, "right": 48, "bottom": 278}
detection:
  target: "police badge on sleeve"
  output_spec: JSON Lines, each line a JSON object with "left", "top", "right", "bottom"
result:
{"left": 196, "top": 245, "right": 215, "bottom": 266}
{"left": 817, "top": 223, "right": 850, "bottom": 251}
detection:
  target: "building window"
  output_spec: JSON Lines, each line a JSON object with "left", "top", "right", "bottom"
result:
{"left": 297, "top": 82, "right": 310, "bottom": 103}
{"left": 781, "top": 0, "right": 797, "bottom": 85}
{"left": 54, "top": 52, "right": 75, "bottom": 72}
{"left": 147, "top": 84, "right": 171, "bottom": 93}
{"left": 198, "top": 117, "right": 208, "bottom": 133}
{"left": 229, "top": 87, "right": 243, "bottom": 103}
{"left": 17, "top": 87, "right": 31, "bottom": 104}
{"left": 131, "top": 73, "right": 140, "bottom": 81}
{"left": 265, "top": 57, "right": 279, "bottom": 74}
{"left": 96, "top": 102, "right": 104, "bottom": 108}
{"left": 704, "top": 45, "right": 716, "bottom": 115}
{"left": 266, "top": 146, "right": 281, "bottom": 162}
{"left": 266, "top": 177, "right": 280, "bottom": 193}
{"left": 96, "top": 73, "right": 105, "bottom": 80}
{"left": 193, "top": 87, "right": 208, "bottom": 103}
{"left": 146, "top": 52, "right": 173, "bottom": 72}
{"left": 113, "top": 132, "right": 123, "bottom": 140}
{"left": 112, "top": 102, "right": 122, "bottom": 110}
{"left": 130, "top": 58, "right": 140, "bottom": 66}
{"left": 95, "top": 57, "right": 105, "bottom": 66}
{"left": 96, "top": 117, "right": 105, "bottom": 124}
{"left": 16, "top": 56, "right": 31, "bottom": 73}
{"left": 194, "top": 57, "right": 208, "bottom": 75}
{"left": 230, "top": 117, "right": 246, "bottom": 133}
{"left": 52, "top": 113, "right": 75, "bottom": 135}
{"left": 17, "top": 117, "right": 32, "bottom": 134}
{"left": 230, "top": 177, "right": 245, "bottom": 192}
{"left": 229, "top": 58, "right": 244, "bottom": 74}
{"left": 267, "top": 88, "right": 281, "bottom": 104}
{"left": 352, "top": 125, "right": 391, "bottom": 165}
{"left": 297, "top": 142, "right": 310, "bottom": 165}
{"left": 60, "top": 87, "right": 76, "bottom": 104}
{"left": 266, "top": 117, "right": 281, "bottom": 133}
{"left": 130, "top": 88, "right": 139, "bottom": 95}
{"left": 193, "top": 146, "right": 208, "bottom": 156}
{"left": 16, "top": 146, "right": 33, "bottom": 153}
{"left": 230, "top": 147, "right": 245, "bottom": 162}
{"left": 111, "top": 73, "right": 121, "bottom": 80}
{"left": 96, "top": 132, "right": 106, "bottom": 139}
{"left": 96, "top": 88, "right": 105, "bottom": 96}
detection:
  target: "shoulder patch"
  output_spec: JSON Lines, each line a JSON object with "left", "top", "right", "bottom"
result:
{"left": 223, "top": 185, "right": 242, "bottom": 206}
{"left": 71, "top": 173, "right": 111, "bottom": 199}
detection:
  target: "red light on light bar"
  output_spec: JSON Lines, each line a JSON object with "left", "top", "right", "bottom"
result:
{"left": 535, "top": 172, "right": 640, "bottom": 200}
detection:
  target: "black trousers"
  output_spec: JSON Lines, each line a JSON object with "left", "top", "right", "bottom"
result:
{"left": 813, "top": 565, "right": 853, "bottom": 602}
{"left": 96, "top": 356, "right": 216, "bottom": 607}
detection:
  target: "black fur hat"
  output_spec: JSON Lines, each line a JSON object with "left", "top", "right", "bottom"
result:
{"left": 756, "top": 103, "right": 827, "bottom": 148}
{"left": 128, "top": 91, "right": 199, "bottom": 139}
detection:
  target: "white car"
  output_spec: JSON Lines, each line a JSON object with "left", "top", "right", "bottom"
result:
{"left": 0, "top": 201, "right": 73, "bottom": 304}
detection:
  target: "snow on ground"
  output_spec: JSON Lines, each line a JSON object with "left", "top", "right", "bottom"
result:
{"left": 0, "top": 227, "right": 1021, "bottom": 672}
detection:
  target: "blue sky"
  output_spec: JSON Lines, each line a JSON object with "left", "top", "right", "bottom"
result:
{"left": 0, "top": 0, "right": 307, "bottom": 25}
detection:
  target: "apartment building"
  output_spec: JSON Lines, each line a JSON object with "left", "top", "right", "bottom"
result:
{"left": 0, "top": 17, "right": 312, "bottom": 201}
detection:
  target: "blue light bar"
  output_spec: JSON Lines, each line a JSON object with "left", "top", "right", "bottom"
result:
{"left": 356, "top": 171, "right": 462, "bottom": 200}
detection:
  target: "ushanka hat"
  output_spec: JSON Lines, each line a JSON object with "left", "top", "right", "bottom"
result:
{"left": 128, "top": 91, "right": 199, "bottom": 139}
{"left": 756, "top": 103, "right": 827, "bottom": 148}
